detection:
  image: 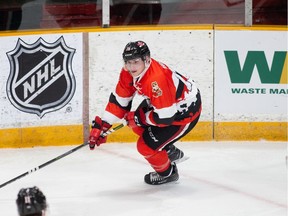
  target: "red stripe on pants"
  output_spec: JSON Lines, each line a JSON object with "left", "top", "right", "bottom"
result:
{"left": 137, "top": 137, "right": 170, "bottom": 173}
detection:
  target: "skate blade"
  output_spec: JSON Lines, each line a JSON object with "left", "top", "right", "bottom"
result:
{"left": 173, "top": 156, "right": 189, "bottom": 164}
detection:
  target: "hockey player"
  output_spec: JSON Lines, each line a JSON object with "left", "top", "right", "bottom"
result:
{"left": 89, "top": 41, "right": 202, "bottom": 185}
{"left": 16, "top": 186, "right": 47, "bottom": 216}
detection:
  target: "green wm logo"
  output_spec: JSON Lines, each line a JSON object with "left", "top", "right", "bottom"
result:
{"left": 224, "top": 51, "right": 287, "bottom": 95}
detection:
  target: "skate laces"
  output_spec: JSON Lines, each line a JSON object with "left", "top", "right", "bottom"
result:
{"left": 144, "top": 164, "right": 179, "bottom": 185}
{"left": 149, "top": 164, "right": 175, "bottom": 182}
{"left": 150, "top": 172, "right": 166, "bottom": 182}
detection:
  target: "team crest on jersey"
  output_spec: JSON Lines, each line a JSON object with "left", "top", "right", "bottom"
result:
{"left": 151, "top": 81, "right": 162, "bottom": 98}
{"left": 6, "top": 37, "right": 76, "bottom": 118}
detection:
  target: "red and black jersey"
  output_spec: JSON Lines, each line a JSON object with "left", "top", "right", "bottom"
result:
{"left": 102, "top": 58, "right": 201, "bottom": 127}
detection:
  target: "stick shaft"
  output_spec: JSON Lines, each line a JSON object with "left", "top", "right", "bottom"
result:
{"left": 0, "top": 123, "right": 125, "bottom": 189}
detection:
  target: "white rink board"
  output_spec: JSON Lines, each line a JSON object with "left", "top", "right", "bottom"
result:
{"left": 0, "top": 33, "right": 83, "bottom": 128}
{"left": 214, "top": 30, "right": 288, "bottom": 122}
{"left": 89, "top": 30, "right": 213, "bottom": 121}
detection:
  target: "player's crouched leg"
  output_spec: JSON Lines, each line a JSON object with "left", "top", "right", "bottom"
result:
{"left": 137, "top": 137, "right": 179, "bottom": 185}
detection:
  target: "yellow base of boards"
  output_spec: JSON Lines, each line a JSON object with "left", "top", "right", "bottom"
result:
{"left": 0, "top": 122, "right": 286, "bottom": 148}
{"left": 0, "top": 125, "right": 84, "bottom": 148}
{"left": 214, "top": 122, "right": 287, "bottom": 141}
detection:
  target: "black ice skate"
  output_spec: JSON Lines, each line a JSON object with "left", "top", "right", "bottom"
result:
{"left": 165, "top": 145, "right": 188, "bottom": 164}
{"left": 144, "top": 164, "right": 179, "bottom": 185}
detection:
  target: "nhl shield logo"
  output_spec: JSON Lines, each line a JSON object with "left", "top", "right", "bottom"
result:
{"left": 6, "top": 36, "right": 76, "bottom": 118}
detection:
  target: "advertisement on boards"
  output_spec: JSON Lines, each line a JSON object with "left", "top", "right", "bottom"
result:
{"left": 215, "top": 30, "right": 287, "bottom": 121}
{"left": 0, "top": 33, "right": 83, "bottom": 128}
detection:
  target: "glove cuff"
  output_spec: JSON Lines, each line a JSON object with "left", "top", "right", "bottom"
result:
{"left": 91, "top": 116, "right": 102, "bottom": 129}
{"left": 102, "top": 121, "right": 112, "bottom": 132}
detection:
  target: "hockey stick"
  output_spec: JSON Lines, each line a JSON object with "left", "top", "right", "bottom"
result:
{"left": 0, "top": 123, "right": 126, "bottom": 189}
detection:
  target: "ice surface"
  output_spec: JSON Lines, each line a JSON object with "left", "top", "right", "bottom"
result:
{"left": 0, "top": 141, "right": 287, "bottom": 216}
